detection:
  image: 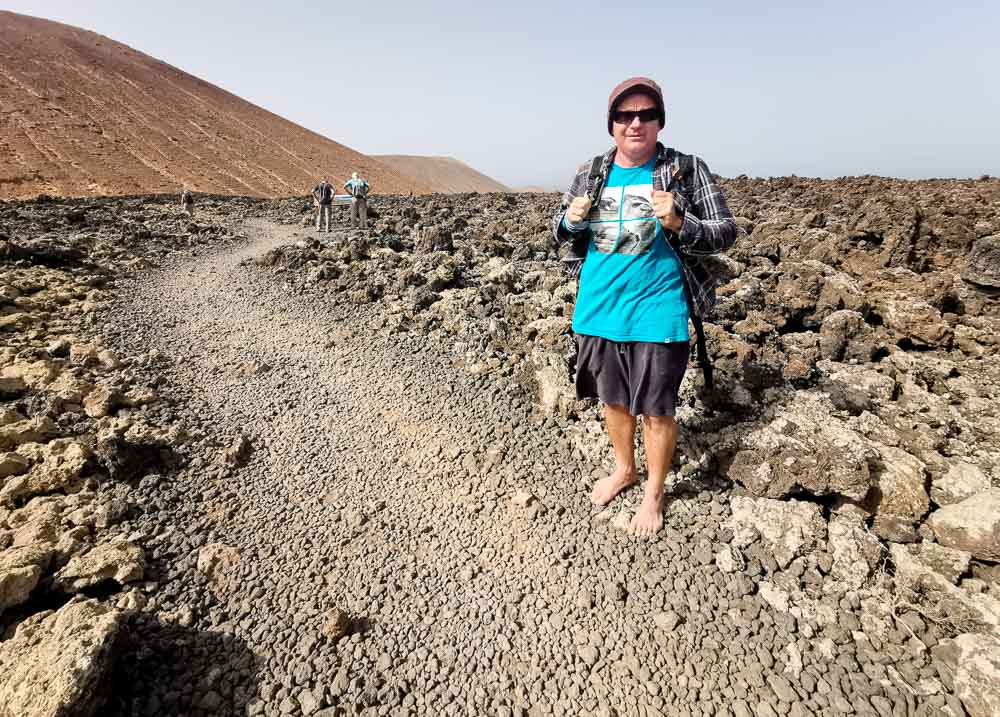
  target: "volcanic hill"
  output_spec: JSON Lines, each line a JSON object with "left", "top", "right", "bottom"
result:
{"left": 373, "top": 155, "right": 510, "bottom": 194}
{"left": 0, "top": 11, "right": 432, "bottom": 200}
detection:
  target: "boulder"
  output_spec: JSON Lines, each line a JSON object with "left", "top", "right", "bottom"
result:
{"left": 826, "top": 515, "right": 884, "bottom": 590}
{"left": 0, "top": 452, "right": 30, "bottom": 479}
{"left": 526, "top": 350, "right": 578, "bottom": 418}
{"left": 0, "top": 360, "right": 59, "bottom": 390}
{"left": 870, "top": 445, "right": 930, "bottom": 532}
{"left": 54, "top": 540, "right": 145, "bottom": 592}
{"left": 727, "top": 393, "right": 875, "bottom": 500}
{"left": 819, "top": 310, "right": 876, "bottom": 362}
{"left": 963, "top": 234, "right": 1000, "bottom": 288}
{"left": 0, "top": 440, "right": 91, "bottom": 506}
{"left": 928, "top": 489, "right": 1000, "bottom": 562}
{"left": 6, "top": 497, "right": 61, "bottom": 546}
{"left": 820, "top": 362, "right": 896, "bottom": 414}
{"left": 0, "top": 597, "right": 123, "bottom": 717}
{"left": 879, "top": 294, "right": 953, "bottom": 348}
{"left": 82, "top": 385, "right": 123, "bottom": 418}
{"left": 0, "top": 417, "right": 58, "bottom": 452}
{"left": 0, "top": 542, "right": 53, "bottom": 612}
{"left": 892, "top": 541, "right": 970, "bottom": 587}
{"left": 932, "top": 633, "right": 1000, "bottom": 717}
{"left": 891, "top": 543, "right": 1000, "bottom": 639}
{"left": 0, "top": 376, "right": 28, "bottom": 399}
{"left": 723, "top": 496, "right": 826, "bottom": 569}
{"left": 931, "top": 461, "right": 991, "bottom": 507}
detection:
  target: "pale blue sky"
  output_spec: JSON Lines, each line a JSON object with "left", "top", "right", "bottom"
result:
{"left": 6, "top": 1, "right": 999, "bottom": 188}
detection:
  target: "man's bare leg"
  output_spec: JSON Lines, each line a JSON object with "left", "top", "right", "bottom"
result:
{"left": 591, "top": 403, "right": 639, "bottom": 505}
{"left": 630, "top": 415, "right": 678, "bottom": 536}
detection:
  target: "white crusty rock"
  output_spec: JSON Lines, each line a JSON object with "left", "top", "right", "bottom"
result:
{"left": 870, "top": 445, "right": 930, "bottom": 542}
{"left": 0, "top": 597, "right": 123, "bottom": 717}
{"left": 932, "top": 633, "right": 1000, "bottom": 717}
{"left": 931, "top": 461, "right": 991, "bottom": 507}
{"left": 879, "top": 294, "right": 954, "bottom": 348}
{"left": 197, "top": 542, "right": 242, "bottom": 593}
{"left": 715, "top": 545, "right": 744, "bottom": 573}
{"left": 927, "top": 489, "right": 1000, "bottom": 562}
{"left": 826, "top": 515, "right": 884, "bottom": 590}
{"left": 891, "top": 543, "right": 1000, "bottom": 638}
{"left": 54, "top": 539, "right": 145, "bottom": 592}
{"left": 527, "top": 350, "right": 578, "bottom": 418}
{"left": 726, "top": 392, "right": 875, "bottom": 500}
{"left": 724, "top": 496, "right": 826, "bottom": 569}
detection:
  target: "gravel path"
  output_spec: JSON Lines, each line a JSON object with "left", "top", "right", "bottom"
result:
{"left": 103, "top": 220, "right": 935, "bottom": 717}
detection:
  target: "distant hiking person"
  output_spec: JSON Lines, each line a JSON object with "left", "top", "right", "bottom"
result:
{"left": 181, "top": 186, "right": 194, "bottom": 217}
{"left": 344, "top": 172, "right": 370, "bottom": 229}
{"left": 313, "top": 177, "right": 335, "bottom": 232}
{"left": 552, "top": 77, "right": 739, "bottom": 536}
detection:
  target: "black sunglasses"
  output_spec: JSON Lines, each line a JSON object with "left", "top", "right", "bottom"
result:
{"left": 613, "top": 108, "right": 660, "bottom": 125}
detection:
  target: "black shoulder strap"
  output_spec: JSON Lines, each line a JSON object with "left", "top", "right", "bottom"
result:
{"left": 586, "top": 155, "right": 606, "bottom": 203}
{"left": 690, "top": 311, "right": 714, "bottom": 393}
{"left": 669, "top": 152, "right": 714, "bottom": 393}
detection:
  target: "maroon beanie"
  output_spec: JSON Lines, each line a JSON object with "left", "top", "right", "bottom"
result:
{"left": 607, "top": 77, "right": 665, "bottom": 135}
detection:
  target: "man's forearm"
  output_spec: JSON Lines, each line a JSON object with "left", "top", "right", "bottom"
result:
{"left": 677, "top": 213, "right": 738, "bottom": 255}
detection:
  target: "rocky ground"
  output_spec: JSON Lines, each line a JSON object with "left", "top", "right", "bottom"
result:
{"left": 1, "top": 178, "right": 999, "bottom": 717}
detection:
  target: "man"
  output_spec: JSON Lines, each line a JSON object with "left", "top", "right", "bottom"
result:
{"left": 181, "top": 185, "right": 194, "bottom": 218}
{"left": 344, "top": 172, "right": 370, "bottom": 230}
{"left": 313, "top": 177, "right": 334, "bottom": 232}
{"left": 552, "top": 77, "right": 738, "bottom": 536}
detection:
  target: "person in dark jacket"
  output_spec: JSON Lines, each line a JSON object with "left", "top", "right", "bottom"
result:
{"left": 552, "top": 77, "right": 738, "bottom": 536}
{"left": 313, "top": 177, "right": 334, "bottom": 232}
{"left": 181, "top": 186, "right": 194, "bottom": 218}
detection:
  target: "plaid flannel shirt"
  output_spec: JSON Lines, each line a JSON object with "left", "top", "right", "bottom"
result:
{"left": 552, "top": 143, "right": 740, "bottom": 319}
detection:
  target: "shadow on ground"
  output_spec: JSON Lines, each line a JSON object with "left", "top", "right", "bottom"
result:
{"left": 105, "top": 615, "right": 262, "bottom": 717}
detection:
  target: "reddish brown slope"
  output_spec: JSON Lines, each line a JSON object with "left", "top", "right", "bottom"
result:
{"left": 373, "top": 155, "right": 509, "bottom": 194}
{"left": 0, "top": 11, "right": 431, "bottom": 199}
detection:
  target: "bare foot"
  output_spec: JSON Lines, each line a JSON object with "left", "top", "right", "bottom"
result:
{"left": 590, "top": 465, "right": 637, "bottom": 506}
{"left": 629, "top": 488, "right": 664, "bottom": 537}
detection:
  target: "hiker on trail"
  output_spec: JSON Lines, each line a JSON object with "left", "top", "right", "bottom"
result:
{"left": 551, "top": 76, "right": 738, "bottom": 537}
{"left": 181, "top": 186, "right": 194, "bottom": 218}
{"left": 313, "top": 177, "right": 335, "bottom": 232}
{"left": 344, "top": 172, "right": 370, "bottom": 230}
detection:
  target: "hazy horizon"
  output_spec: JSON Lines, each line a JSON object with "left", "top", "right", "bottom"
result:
{"left": 4, "top": 1, "right": 999, "bottom": 189}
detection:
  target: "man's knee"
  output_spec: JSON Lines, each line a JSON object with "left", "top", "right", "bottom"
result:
{"left": 642, "top": 415, "right": 676, "bottom": 433}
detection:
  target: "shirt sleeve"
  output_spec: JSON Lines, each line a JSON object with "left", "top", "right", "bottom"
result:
{"left": 551, "top": 166, "right": 589, "bottom": 248}
{"left": 675, "top": 157, "right": 739, "bottom": 255}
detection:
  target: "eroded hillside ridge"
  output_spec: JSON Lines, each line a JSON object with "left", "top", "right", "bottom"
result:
{"left": 0, "top": 11, "right": 431, "bottom": 199}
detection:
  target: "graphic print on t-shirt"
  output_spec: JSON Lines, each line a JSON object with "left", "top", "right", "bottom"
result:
{"left": 589, "top": 184, "right": 659, "bottom": 255}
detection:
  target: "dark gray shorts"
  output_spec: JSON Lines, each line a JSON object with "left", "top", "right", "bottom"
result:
{"left": 575, "top": 334, "right": 689, "bottom": 417}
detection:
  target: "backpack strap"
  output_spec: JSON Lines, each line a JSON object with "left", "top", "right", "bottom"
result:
{"left": 562, "top": 153, "right": 612, "bottom": 278}
{"left": 586, "top": 155, "right": 607, "bottom": 204}
{"left": 660, "top": 150, "right": 714, "bottom": 393}
{"left": 690, "top": 311, "right": 714, "bottom": 392}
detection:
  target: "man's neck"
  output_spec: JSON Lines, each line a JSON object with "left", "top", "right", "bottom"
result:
{"left": 614, "top": 146, "right": 657, "bottom": 168}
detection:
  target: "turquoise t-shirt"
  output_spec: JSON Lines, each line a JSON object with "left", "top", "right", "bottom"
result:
{"left": 571, "top": 159, "right": 690, "bottom": 343}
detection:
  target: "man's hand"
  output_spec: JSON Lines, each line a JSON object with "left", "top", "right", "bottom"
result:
{"left": 652, "top": 191, "right": 684, "bottom": 233}
{"left": 566, "top": 196, "right": 593, "bottom": 227}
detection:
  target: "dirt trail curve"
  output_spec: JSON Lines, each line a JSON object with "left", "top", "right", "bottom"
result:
{"left": 102, "top": 220, "right": 917, "bottom": 717}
